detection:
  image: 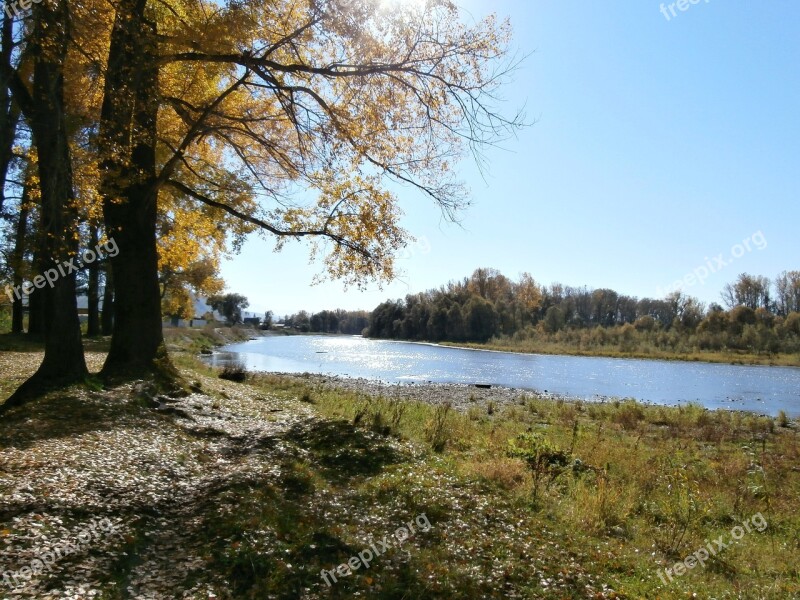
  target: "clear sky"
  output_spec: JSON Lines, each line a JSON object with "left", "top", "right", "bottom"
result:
{"left": 221, "top": 0, "right": 800, "bottom": 318}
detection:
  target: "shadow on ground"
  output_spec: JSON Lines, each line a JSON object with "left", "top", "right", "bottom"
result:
{"left": 282, "top": 419, "right": 408, "bottom": 482}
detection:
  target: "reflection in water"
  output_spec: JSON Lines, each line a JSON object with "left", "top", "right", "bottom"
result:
{"left": 204, "top": 335, "right": 800, "bottom": 417}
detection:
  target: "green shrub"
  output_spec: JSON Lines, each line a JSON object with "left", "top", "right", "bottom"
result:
{"left": 425, "top": 402, "right": 452, "bottom": 452}
{"left": 507, "top": 432, "right": 570, "bottom": 503}
{"left": 219, "top": 362, "right": 248, "bottom": 383}
{"left": 613, "top": 400, "right": 645, "bottom": 431}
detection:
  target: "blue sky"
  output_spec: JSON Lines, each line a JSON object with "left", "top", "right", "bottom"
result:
{"left": 222, "top": 0, "right": 800, "bottom": 318}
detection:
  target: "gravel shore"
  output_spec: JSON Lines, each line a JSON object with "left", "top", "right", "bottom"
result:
{"left": 253, "top": 371, "right": 579, "bottom": 412}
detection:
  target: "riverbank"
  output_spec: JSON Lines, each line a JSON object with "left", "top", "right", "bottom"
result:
{"left": 193, "top": 362, "right": 800, "bottom": 599}
{"left": 246, "top": 371, "right": 632, "bottom": 413}
{"left": 1, "top": 335, "right": 798, "bottom": 598}
{"left": 437, "top": 339, "right": 800, "bottom": 367}
{"left": 205, "top": 334, "right": 800, "bottom": 418}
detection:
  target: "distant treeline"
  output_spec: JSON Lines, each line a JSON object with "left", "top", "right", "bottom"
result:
{"left": 365, "top": 269, "right": 800, "bottom": 355}
{"left": 279, "top": 309, "right": 370, "bottom": 335}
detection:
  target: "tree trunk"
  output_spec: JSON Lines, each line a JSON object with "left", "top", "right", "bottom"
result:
{"left": 87, "top": 227, "right": 100, "bottom": 337}
{"left": 0, "top": 5, "right": 19, "bottom": 216}
{"left": 3, "top": 0, "right": 88, "bottom": 409}
{"left": 10, "top": 187, "right": 30, "bottom": 334}
{"left": 11, "top": 291, "right": 25, "bottom": 334}
{"left": 26, "top": 259, "right": 44, "bottom": 336}
{"left": 101, "top": 265, "right": 114, "bottom": 335}
{"left": 99, "top": 0, "right": 169, "bottom": 378}
{"left": 30, "top": 2, "right": 87, "bottom": 378}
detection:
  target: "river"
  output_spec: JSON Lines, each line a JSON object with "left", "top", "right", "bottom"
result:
{"left": 204, "top": 335, "right": 800, "bottom": 417}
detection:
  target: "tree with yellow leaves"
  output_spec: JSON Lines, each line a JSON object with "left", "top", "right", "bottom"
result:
{"left": 157, "top": 191, "right": 227, "bottom": 320}
{"left": 2, "top": 0, "right": 523, "bottom": 396}
{"left": 95, "top": 0, "right": 523, "bottom": 379}
{"left": 1, "top": 0, "right": 90, "bottom": 405}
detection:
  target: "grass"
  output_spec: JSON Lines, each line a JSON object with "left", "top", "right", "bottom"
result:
{"left": 226, "top": 371, "right": 800, "bottom": 598}
{"left": 2, "top": 333, "right": 798, "bottom": 598}
{"left": 162, "top": 323, "right": 256, "bottom": 354}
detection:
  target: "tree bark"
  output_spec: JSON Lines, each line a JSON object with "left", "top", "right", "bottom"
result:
{"left": 3, "top": 0, "right": 88, "bottom": 409}
{"left": 27, "top": 2, "right": 87, "bottom": 380}
{"left": 101, "top": 265, "right": 114, "bottom": 335}
{"left": 87, "top": 227, "right": 100, "bottom": 337}
{"left": 99, "top": 0, "right": 169, "bottom": 378}
{"left": 0, "top": 4, "right": 19, "bottom": 216}
{"left": 26, "top": 258, "right": 43, "bottom": 336}
{"left": 10, "top": 186, "right": 30, "bottom": 334}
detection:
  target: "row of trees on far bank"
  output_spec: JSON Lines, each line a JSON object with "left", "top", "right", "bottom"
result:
{"left": 366, "top": 269, "right": 800, "bottom": 354}
{"left": 280, "top": 310, "right": 370, "bottom": 336}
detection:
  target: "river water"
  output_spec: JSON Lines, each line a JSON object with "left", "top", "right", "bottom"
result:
{"left": 204, "top": 335, "right": 800, "bottom": 416}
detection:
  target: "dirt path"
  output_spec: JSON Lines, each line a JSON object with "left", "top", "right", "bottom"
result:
{"left": 0, "top": 368, "right": 323, "bottom": 598}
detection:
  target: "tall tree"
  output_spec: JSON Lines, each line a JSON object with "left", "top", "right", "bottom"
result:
{"left": 208, "top": 293, "right": 249, "bottom": 326}
{"left": 3, "top": 0, "right": 88, "bottom": 407}
{"left": 9, "top": 179, "right": 31, "bottom": 334}
{"left": 86, "top": 226, "right": 100, "bottom": 336}
{"left": 90, "top": 0, "right": 520, "bottom": 378}
{"left": 775, "top": 271, "right": 800, "bottom": 316}
{"left": 0, "top": 5, "right": 20, "bottom": 215}
{"left": 3, "top": 0, "right": 521, "bottom": 388}
{"left": 722, "top": 273, "right": 771, "bottom": 310}
{"left": 98, "top": 0, "right": 164, "bottom": 378}
{"left": 100, "top": 265, "right": 114, "bottom": 335}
